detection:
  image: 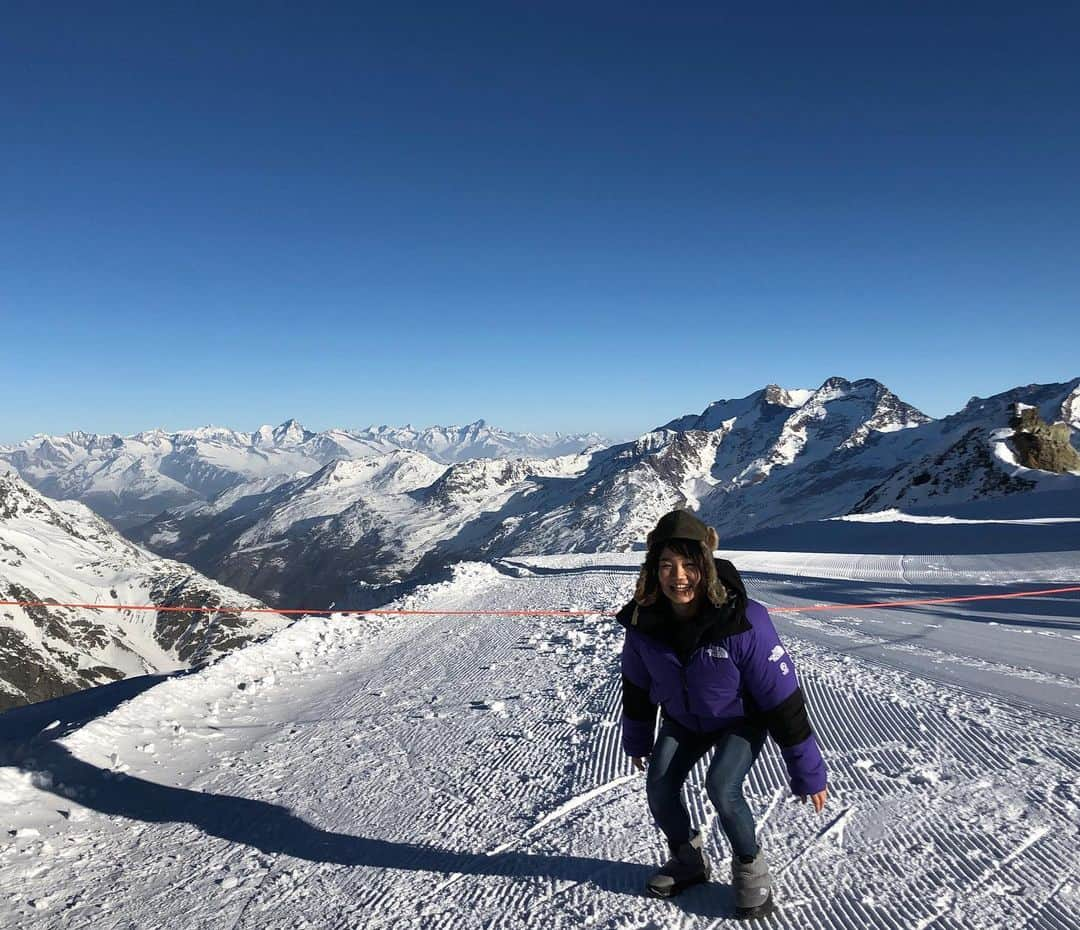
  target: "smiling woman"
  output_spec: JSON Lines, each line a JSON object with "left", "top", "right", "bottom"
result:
{"left": 616, "top": 509, "right": 829, "bottom": 916}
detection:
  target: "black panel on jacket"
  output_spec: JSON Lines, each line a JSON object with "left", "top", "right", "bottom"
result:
{"left": 622, "top": 674, "right": 657, "bottom": 722}
{"left": 759, "top": 686, "right": 813, "bottom": 748}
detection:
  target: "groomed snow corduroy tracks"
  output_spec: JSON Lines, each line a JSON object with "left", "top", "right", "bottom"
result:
{"left": 1, "top": 553, "right": 1078, "bottom": 929}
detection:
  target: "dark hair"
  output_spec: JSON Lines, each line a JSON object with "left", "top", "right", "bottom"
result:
{"left": 633, "top": 537, "right": 726, "bottom": 608}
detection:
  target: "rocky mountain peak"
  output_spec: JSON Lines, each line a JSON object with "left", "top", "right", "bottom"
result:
{"left": 815, "top": 375, "right": 853, "bottom": 396}
{"left": 423, "top": 456, "right": 532, "bottom": 508}
{"left": 0, "top": 472, "right": 39, "bottom": 520}
{"left": 272, "top": 419, "right": 310, "bottom": 446}
{"left": 132, "top": 427, "right": 167, "bottom": 438}
{"left": 252, "top": 424, "right": 277, "bottom": 447}
{"left": 811, "top": 376, "right": 886, "bottom": 402}
{"left": 762, "top": 384, "right": 807, "bottom": 408}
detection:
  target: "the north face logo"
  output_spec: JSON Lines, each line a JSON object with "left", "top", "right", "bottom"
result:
{"left": 768, "top": 645, "right": 785, "bottom": 663}
{"left": 706, "top": 645, "right": 729, "bottom": 660}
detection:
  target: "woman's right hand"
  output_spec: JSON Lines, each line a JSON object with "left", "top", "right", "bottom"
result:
{"left": 632, "top": 756, "right": 649, "bottom": 771}
{"left": 800, "top": 786, "right": 828, "bottom": 812}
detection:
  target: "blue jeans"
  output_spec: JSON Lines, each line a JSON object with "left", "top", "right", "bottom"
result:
{"left": 646, "top": 715, "right": 766, "bottom": 858}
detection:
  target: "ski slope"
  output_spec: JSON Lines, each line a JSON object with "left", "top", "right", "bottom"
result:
{"left": 1, "top": 552, "right": 1078, "bottom": 929}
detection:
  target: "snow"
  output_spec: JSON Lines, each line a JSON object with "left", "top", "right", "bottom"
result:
{"left": 724, "top": 486, "right": 1080, "bottom": 557}
{"left": 1, "top": 548, "right": 1078, "bottom": 929}
{"left": 993, "top": 433, "right": 1023, "bottom": 467}
{"left": 1063, "top": 388, "right": 1080, "bottom": 430}
{"left": 834, "top": 508, "right": 1080, "bottom": 526}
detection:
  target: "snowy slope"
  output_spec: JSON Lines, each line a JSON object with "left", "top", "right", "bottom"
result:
{"left": 0, "top": 550, "right": 1077, "bottom": 929}
{"left": 722, "top": 487, "right": 1080, "bottom": 555}
{"left": 0, "top": 475, "right": 289, "bottom": 712}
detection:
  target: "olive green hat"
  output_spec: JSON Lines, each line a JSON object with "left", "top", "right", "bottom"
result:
{"left": 646, "top": 508, "right": 720, "bottom": 552}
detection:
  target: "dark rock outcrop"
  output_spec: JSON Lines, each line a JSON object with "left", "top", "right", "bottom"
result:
{"left": 1010, "top": 405, "right": 1080, "bottom": 474}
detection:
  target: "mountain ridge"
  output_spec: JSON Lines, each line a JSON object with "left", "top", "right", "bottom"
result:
{"left": 0, "top": 474, "right": 290, "bottom": 712}
{"left": 4, "top": 377, "right": 1077, "bottom": 613}
{"left": 1, "top": 419, "right": 608, "bottom": 529}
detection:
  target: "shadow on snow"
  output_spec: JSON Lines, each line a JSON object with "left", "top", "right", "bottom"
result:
{"left": 0, "top": 676, "right": 741, "bottom": 916}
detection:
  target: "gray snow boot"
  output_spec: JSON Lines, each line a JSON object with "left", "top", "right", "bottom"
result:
{"left": 732, "top": 847, "right": 775, "bottom": 919}
{"left": 646, "top": 829, "right": 711, "bottom": 898}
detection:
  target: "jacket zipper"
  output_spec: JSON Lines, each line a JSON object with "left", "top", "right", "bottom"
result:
{"left": 680, "top": 658, "right": 704, "bottom": 732}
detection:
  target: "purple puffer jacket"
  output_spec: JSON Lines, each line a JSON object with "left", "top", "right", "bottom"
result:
{"left": 619, "top": 581, "right": 827, "bottom": 796}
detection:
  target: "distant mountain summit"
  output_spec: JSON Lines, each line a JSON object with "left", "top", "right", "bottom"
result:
{"left": 342, "top": 419, "right": 608, "bottom": 462}
{"left": 253, "top": 418, "right": 313, "bottom": 448}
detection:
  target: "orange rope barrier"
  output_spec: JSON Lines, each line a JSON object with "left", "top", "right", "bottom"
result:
{"left": 768, "top": 585, "right": 1080, "bottom": 613}
{"left": 1, "top": 585, "right": 1078, "bottom": 617}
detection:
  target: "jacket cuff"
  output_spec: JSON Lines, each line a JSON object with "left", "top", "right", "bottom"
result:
{"left": 781, "top": 734, "right": 827, "bottom": 795}
{"left": 622, "top": 716, "right": 655, "bottom": 757}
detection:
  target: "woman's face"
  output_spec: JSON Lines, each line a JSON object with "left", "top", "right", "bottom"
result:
{"left": 657, "top": 546, "right": 702, "bottom": 608}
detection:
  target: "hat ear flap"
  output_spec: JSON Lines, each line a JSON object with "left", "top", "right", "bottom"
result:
{"left": 634, "top": 562, "right": 657, "bottom": 606}
{"left": 706, "top": 528, "right": 718, "bottom": 550}
{"left": 699, "top": 542, "right": 726, "bottom": 607}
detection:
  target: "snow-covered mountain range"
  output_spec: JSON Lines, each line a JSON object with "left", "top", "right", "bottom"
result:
{"left": 1, "top": 376, "right": 1078, "bottom": 709}
{"left": 117, "top": 377, "right": 1080, "bottom": 610}
{"left": 0, "top": 474, "right": 290, "bottom": 712}
{"left": 0, "top": 420, "right": 608, "bottom": 530}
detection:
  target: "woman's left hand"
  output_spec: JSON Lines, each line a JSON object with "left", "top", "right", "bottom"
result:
{"left": 800, "top": 787, "right": 828, "bottom": 812}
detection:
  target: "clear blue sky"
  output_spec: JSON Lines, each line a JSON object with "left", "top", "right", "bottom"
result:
{"left": 3, "top": 4, "right": 1077, "bottom": 445}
